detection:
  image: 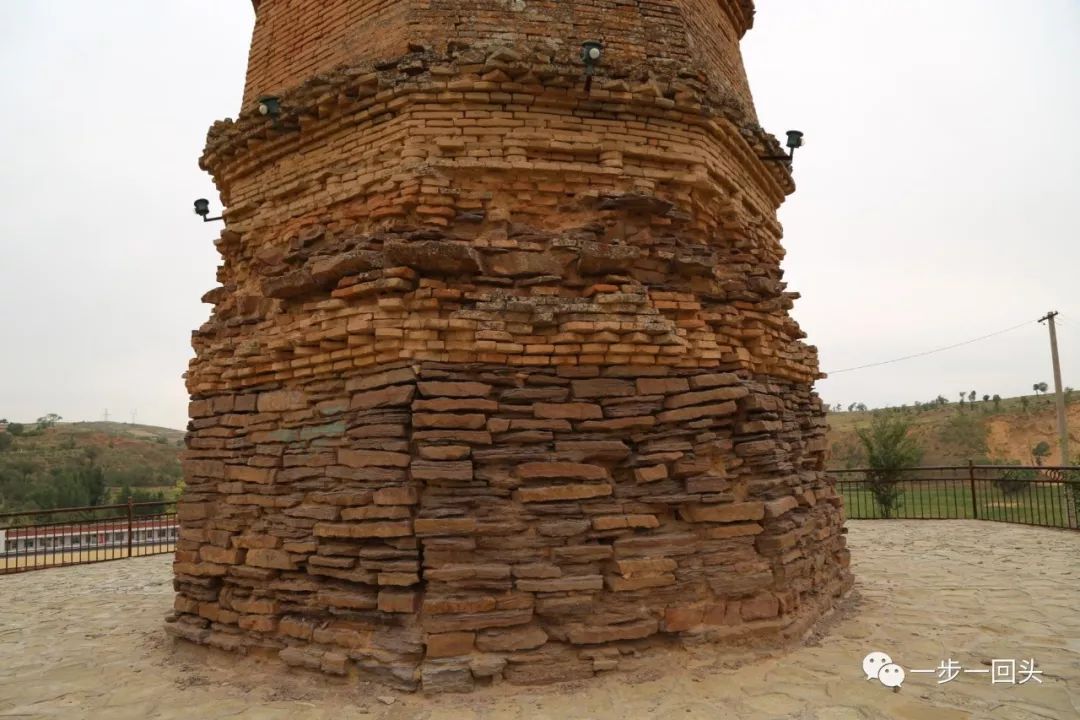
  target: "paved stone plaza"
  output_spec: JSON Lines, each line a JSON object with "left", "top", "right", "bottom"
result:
{"left": 1, "top": 520, "right": 1076, "bottom": 719}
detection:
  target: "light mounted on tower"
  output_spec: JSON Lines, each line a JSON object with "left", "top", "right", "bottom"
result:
{"left": 580, "top": 40, "right": 603, "bottom": 92}
{"left": 193, "top": 198, "right": 223, "bottom": 223}
{"left": 762, "top": 129, "right": 805, "bottom": 166}
{"left": 257, "top": 96, "right": 281, "bottom": 117}
{"left": 785, "top": 130, "right": 804, "bottom": 157}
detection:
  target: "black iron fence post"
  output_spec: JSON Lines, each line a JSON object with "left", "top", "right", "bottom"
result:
{"left": 968, "top": 461, "right": 978, "bottom": 519}
{"left": 126, "top": 499, "right": 134, "bottom": 558}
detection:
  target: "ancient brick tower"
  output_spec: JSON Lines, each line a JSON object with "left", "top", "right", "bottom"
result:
{"left": 169, "top": 0, "right": 852, "bottom": 692}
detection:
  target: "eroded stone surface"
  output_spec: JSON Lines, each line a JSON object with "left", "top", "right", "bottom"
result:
{"left": 172, "top": 0, "right": 851, "bottom": 693}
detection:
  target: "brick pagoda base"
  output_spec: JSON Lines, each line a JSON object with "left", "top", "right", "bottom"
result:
{"left": 168, "top": 0, "right": 853, "bottom": 693}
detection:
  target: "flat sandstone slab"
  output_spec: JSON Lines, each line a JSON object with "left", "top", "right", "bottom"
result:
{"left": 0, "top": 521, "right": 1076, "bottom": 719}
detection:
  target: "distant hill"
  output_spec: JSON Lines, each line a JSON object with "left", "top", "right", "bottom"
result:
{"left": 0, "top": 421, "right": 184, "bottom": 513}
{"left": 829, "top": 393, "right": 1079, "bottom": 468}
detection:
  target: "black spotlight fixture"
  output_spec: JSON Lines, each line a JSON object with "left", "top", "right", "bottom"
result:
{"left": 762, "top": 129, "right": 805, "bottom": 165}
{"left": 580, "top": 40, "right": 603, "bottom": 92}
{"left": 193, "top": 198, "right": 223, "bottom": 223}
{"left": 785, "top": 130, "right": 804, "bottom": 158}
{"left": 257, "top": 96, "right": 281, "bottom": 117}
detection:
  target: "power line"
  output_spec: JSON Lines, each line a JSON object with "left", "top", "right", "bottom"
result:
{"left": 824, "top": 319, "right": 1036, "bottom": 375}
{"left": 1049, "top": 317, "right": 1080, "bottom": 344}
{"left": 1053, "top": 315, "right": 1080, "bottom": 337}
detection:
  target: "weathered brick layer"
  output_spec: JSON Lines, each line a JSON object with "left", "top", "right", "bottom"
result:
{"left": 241, "top": 0, "right": 756, "bottom": 113}
{"left": 169, "top": 0, "right": 853, "bottom": 693}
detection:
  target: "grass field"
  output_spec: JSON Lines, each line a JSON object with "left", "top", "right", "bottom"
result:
{"left": 839, "top": 480, "right": 1078, "bottom": 528}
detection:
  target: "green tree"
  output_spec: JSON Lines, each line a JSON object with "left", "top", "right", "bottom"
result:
{"left": 79, "top": 462, "right": 107, "bottom": 507}
{"left": 7, "top": 423, "right": 25, "bottom": 436}
{"left": 0, "top": 433, "right": 11, "bottom": 452}
{"left": 987, "top": 459, "right": 1037, "bottom": 496}
{"left": 992, "top": 394, "right": 1001, "bottom": 411}
{"left": 1031, "top": 441, "right": 1052, "bottom": 465}
{"left": 35, "top": 413, "right": 62, "bottom": 431}
{"left": 29, "top": 468, "right": 91, "bottom": 509}
{"left": 116, "top": 483, "right": 134, "bottom": 504}
{"left": 856, "top": 414, "right": 923, "bottom": 519}
{"left": 116, "top": 483, "right": 167, "bottom": 516}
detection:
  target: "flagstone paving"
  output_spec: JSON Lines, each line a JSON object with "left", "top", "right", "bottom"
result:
{"left": 0, "top": 520, "right": 1076, "bottom": 719}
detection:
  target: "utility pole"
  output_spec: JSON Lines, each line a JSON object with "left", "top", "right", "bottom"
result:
{"left": 1039, "top": 311, "right": 1070, "bottom": 465}
{"left": 103, "top": 409, "right": 109, "bottom": 422}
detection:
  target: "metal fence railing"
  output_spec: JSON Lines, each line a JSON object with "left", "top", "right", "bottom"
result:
{"left": 833, "top": 465, "right": 1080, "bottom": 530}
{"left": 0, "top": 500, "right": 177, "bottom": 574}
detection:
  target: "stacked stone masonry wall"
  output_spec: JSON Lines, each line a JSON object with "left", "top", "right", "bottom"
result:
{"left": 170, "top": 0, "right": 852, "bottom": 694}
{"left": 173, "top": 362, "right": 849, "bottom": 691}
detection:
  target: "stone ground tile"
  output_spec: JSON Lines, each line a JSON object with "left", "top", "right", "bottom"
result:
{"left": 0, "top": 520, "right": 1077, "bottom": 718}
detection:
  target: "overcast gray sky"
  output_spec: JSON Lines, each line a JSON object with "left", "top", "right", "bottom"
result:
{"left": 1, "top": 1, "right": 1077, "bottom": 429}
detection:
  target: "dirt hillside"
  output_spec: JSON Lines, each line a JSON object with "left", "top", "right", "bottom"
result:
{"left": 828, "top": 394, "right": 1079, "bottom": 467}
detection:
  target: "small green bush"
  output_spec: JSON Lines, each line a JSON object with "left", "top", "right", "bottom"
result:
{"left": 856, "top": 414, "right": 923, "bottom": 518}
{"left": 986, "top": 459, "right": 1037, "bottom": 496}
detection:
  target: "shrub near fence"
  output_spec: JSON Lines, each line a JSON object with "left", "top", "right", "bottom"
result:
{"left": 833, "top": 465, "right": 1080, "bottom": 530}
{"left": 0, "top": 501, "right": 178, "bottom": 574}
